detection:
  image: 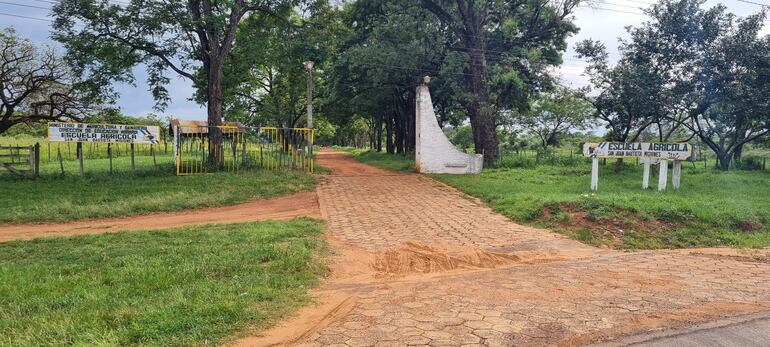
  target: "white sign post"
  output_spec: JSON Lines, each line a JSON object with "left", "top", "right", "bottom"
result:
{"left": 48, "top": 122, "right": 161, "bottom": 144}
{"left": 583, "top": 142, "right": 693, "bottom": 192}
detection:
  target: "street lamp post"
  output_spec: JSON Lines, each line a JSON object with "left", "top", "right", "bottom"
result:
{"left": 304, "top": 60, "right": 314, "bottom": 129}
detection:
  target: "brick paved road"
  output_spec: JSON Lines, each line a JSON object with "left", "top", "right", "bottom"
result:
{"left": 296, "top": 152, "right": 770, "bottom": 347}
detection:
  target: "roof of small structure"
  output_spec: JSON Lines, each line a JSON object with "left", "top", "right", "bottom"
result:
{"left": 169, "top": 119, "right": 246, "bottom": 135}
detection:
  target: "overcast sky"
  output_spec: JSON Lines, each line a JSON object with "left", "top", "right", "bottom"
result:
{"left": 1, "top": 0, "right": 767, "bottom": 121}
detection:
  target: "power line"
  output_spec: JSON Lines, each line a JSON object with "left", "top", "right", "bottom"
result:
{"left": 736, "top": 0, "right": 769, "bottom": 7}
{"left": 0, "top": 1, "right": 51, "bottom": 10}
{"left": 0, "top": 11, "right": 52, "bottom": 22}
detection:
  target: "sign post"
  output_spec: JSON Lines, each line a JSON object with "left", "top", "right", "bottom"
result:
{"left": 642, "top": 160, "right": 651, "bottom": 189}
{"left": 658, "top": 159, "right": 668, "bottom": 191}
{"left": 583, "top": 142, "right": 694, "bottom": 192}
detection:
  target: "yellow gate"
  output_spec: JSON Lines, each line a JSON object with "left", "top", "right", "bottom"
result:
{"left": 173, "top": 125, "right": 314, "bottom": 176}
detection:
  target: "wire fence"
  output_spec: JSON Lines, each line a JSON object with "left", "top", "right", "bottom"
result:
{"left": 174, "top": 125, "right": 315, "bottom": 175}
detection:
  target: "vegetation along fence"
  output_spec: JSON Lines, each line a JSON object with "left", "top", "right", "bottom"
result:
{"left": 174, "top": 125, "right": 315, "bottom": 176}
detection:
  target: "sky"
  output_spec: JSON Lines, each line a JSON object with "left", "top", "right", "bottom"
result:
{"left": 1, "top": 0, "right": 767, "bottom": 121}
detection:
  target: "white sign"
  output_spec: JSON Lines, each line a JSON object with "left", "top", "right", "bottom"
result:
{"left": 49, "top": 123, "right": 161, "bottom": 144}
{"left": 583, "top": 142, "right": 693, "bottom": 161}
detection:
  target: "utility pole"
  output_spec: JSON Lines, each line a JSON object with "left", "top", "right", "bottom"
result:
{"left": 304, "top": 60, "right": 314, "bottom": 128}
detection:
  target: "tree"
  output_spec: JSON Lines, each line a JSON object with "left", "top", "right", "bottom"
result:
{"left": 0, "top": 29, "right": 89, "bottom": 135}
{"left": 52, "top": 0, "right": 295, "bottom": 164}
{"left": 521, "top": 86, "right": 594, "bottom": 150}
{"left": 326, "top": 0, "right": 454, "bottom": 154}
{"left": 607, "top": 0, "right": 770, "bottom": 170}
{"left": 220, "top": 2, "right": 343, "bottom": 128}
{"left": 419, "top": 0, "right": 580, "bottom": 164}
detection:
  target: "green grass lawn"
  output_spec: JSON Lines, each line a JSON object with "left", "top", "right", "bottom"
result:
{"left": 0, "top": 219, "right": 327, "bottom": 347}
{"left": 343, "top": 149, "right": 770, "bottom": 249}
{"left": 0, "top": 154, "right": 315, "bottom": 224}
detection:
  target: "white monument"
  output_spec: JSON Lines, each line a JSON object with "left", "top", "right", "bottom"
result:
{"left": 415, "top": 76, "right": 483, "bottom": 174}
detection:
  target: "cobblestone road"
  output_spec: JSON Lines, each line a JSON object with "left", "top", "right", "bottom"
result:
{"left": 296, "top": 152, "right": 770, "bottom": 347}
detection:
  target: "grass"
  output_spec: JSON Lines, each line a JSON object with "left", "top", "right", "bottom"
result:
{"left": 0, "top": 219, "right": 327, "bottom": 347}
{"left": 335, "top": 146, "right": 415, "bottom": 171}
{"left": 0, "top": 154, "right": 315, "bottom": 224}
{"left": 342, "top": 149, "right": 770, "bottom": 249}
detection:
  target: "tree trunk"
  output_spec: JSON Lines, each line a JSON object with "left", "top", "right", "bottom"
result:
{"left": 467, "top": 45, "right": 498, "bottom": 164}
{"left": 717, "top": 153, "right": 731, "bottom": 171}
{"left": 614, "top": 158, "right": 623, "bottom": 174}
{"left": 207, "top": 60, "right": 225, "bottom": 166}
{"left": 386, "top": 113, "right": 394, "bottom": 154}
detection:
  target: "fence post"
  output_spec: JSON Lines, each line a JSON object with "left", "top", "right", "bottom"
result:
{"left": 33, "top": 143, "right": 40, "bottom": 178}
{"left": 108, "top": 143, "right": 113, "bottom": 174}
{"left": 591, "top": 157, "right": 599, "bottom": 192}
{"left": 642, "top": 160, "right": 651, "bottom": 189}
{"left": 47, "top": 142, "right": 51, "bottom": 162}
{"left": 57, "top": 147, "right": 64, "bottom": 175}
{"left": 152, "top": 145, "right": 157, "bottom": 168}
{"left": 77, "top": 142, "right": 84, "bottom": 177}
{"left": 130, "top": 143, "right": 135, "bottom": 171}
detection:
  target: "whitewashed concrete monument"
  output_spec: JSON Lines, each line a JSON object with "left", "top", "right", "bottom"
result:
{"left": 415, "top": 76, "right": 483, "bottom": 174}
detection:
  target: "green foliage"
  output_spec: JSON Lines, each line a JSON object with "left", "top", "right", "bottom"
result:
{"left": 447, "top": 125, "right": 474, "bottom": 152}
{"left": 221, "top": 3, "right": 344, "bottom": 127}
{"left": 0, "top": 219, "right": 327, "bottom": 346}
{"left": 578, "top": 0, "right": 770, "bottom": 169}
{"left": 518, "top": 86, "right": 595, "bottom": 150}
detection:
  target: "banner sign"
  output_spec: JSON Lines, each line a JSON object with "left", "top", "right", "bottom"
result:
{"left": 583, "top": 142, "right": 693, "bottom": 161}
{"left": 49, "top": 123, "right": 160, "bottom": 144}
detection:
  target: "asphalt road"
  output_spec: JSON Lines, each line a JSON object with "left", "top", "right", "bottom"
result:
{"left": 590, "top": 312, "right": 770, "bottom": 347}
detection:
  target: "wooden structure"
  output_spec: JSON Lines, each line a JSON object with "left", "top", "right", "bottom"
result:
{"left": 0, "top": 144, "right": 39, "bottom": 177}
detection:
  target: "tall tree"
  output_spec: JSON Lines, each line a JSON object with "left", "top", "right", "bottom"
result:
{"left": 587, "top": 0, "right": 770, "bottom": 170}
{"left": 52, "top": 0, "right": 294, "bottom": 164}
{"left": 419, "top": 0, "right": 580, "bottom": 164}
{"left": 220, "top": 2, "right": 343, "bottom": 128}
{"left": 521, "top": 86, "right": 594, "bottom": 150}
{"left": 0, "top": 29, "right": 90, "bottom": 134}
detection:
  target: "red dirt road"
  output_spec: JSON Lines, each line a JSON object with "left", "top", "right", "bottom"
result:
{"left": 0, "top": 191, "right": 320, "bottom": 242}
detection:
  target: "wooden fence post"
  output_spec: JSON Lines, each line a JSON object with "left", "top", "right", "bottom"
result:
{"left": 130, "top": 143, "right": 135, "bottom": 171}
{"left": 591, "top": 157, "right": 599, "bottom": 192}
{"left": 77, "top": 142, "right": 84, "bottom": 177}
{"left": 152, "top": 145, "right": 157, "bottom": 168}
{"left": 33, "top": 143, "right": 40, "bottom": 178}
{"left": 57, "top": 147, "right": 64, "bottom": 175}
{"left": 108, "top": 143, "right": 113, "bottom": 174}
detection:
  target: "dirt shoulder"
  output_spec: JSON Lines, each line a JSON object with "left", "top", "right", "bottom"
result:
{"left": 0, "top": 191, "right": 320, "bottom": 242}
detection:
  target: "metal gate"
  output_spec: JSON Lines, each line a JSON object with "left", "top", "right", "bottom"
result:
{"left": 173, "top": 125, "right": 314, "bottom": 176}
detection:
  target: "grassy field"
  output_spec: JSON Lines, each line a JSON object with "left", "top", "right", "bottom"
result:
{"left": 343, "top": 149, "right": 770, "bottom": 249}
{"left": 0, "top": 219, "right": 327, "bottom": 346}
{"left": 0, "top": 154, "right": 315, "bottom": 224}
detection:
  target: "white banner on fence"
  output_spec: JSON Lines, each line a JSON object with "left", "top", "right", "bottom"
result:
{"left": 48, "top": 123, "right": 161, "bottom": 144}
{"left": 583, "top": 142, "right": 693, "bottom": 161}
